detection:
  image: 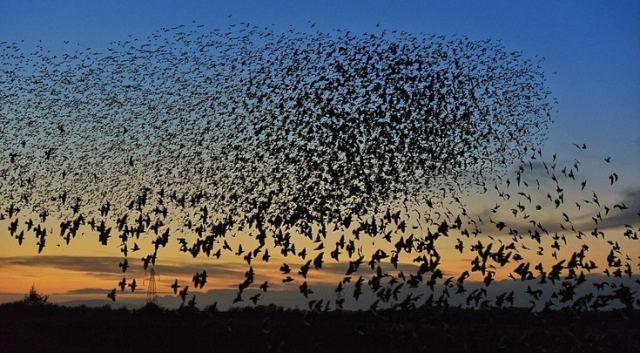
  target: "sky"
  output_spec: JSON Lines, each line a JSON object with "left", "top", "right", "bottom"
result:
{"left": 1, "top": 0, "right": 638, "bottom": 156}
{"left": 0, "top": 0, "right": 639, "bottom": 309}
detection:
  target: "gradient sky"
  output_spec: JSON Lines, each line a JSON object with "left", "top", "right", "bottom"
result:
{"left": 1, "top": 0, "right": 638, "bottom": 158}
{"left": 1, "top": 0, "right": 639, "bottom": 308}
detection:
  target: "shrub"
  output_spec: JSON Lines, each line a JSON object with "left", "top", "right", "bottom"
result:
{"left": 23, "top": 285, "right": 48, "bottom": 305}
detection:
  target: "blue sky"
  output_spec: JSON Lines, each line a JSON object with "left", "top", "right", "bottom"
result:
{"left": 1, "top": 0, "right": 638, "bottom": 167}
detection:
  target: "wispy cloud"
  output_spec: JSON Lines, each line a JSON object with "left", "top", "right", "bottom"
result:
{"left": 33, "top": 273, "right": 640, "bottom": 311}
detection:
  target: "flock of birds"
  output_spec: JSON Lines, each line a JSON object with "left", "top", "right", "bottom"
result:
{"left": 1, "top": 23, "right": 638, "bottom": 311}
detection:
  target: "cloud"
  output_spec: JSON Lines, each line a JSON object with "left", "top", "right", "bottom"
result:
{"left": 0, "top": 255, "right": 247, "bottom": 279}
{"left": 568, "top": 185, "right": 640, "bottom": 230}
{"left": 0, "top": 256, "right": 119, "bottom": 274}
{"left": 472, "top": 183, "right": 640, "bottom": 238}
{"left": 2, "top": 254, "right": 638, "bottom": 311}
{"left": 45, "top": 273, "right": 640, "bottom": 311}
{"left": 0, "top": 254, "right": 426, "bottom": 306}
{"left": 63, "top": 288, "right": 114, "bottom": 295}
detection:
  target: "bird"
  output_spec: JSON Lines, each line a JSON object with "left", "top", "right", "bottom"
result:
{"left": 249, "top": 293, "right": 261, "bottom": 305}
{"left": 260, "top": 281, "right": 269, "bottom": 292}
{"left": 179, "top": 286, "right": 189, "bottom": 304}
{"left": 107, "top": 289, "right": 116, "bottom": 302}
{"left": 118, "top": 278, "right": 126, "bottom": 292}
{"left": 171, "top": 279, "right": 180, "bottom": 295}
{"left": 128, "top": 279, "right": 137, "bottom": 292}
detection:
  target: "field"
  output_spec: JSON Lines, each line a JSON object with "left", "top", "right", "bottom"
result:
{"left": 0, "top": 302, "right": 638, "bottom": 353}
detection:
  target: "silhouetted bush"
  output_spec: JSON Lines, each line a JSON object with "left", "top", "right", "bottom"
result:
{"left": 23, "top": 285, "right": 48, "bottom": 305}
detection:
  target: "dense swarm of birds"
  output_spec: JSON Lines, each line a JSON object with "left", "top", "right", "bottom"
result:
{"left": 1, "top": 23, "right": 638, "bottom": 312}
{"left": 0, "top": 23, "right": 552, "bottom": 218}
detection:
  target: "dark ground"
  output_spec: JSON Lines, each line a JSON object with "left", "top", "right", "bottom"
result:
{"left": 0, "top": 302, "right": 638, "bottom": 353}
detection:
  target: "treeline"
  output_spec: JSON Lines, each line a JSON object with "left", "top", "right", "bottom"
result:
{"left": 1, "top": 299, "right": 639, "bottom": 353}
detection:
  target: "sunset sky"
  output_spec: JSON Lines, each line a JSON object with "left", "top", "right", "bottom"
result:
{"left": 0, "top": 0, "right": 639, "bottom": 309}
